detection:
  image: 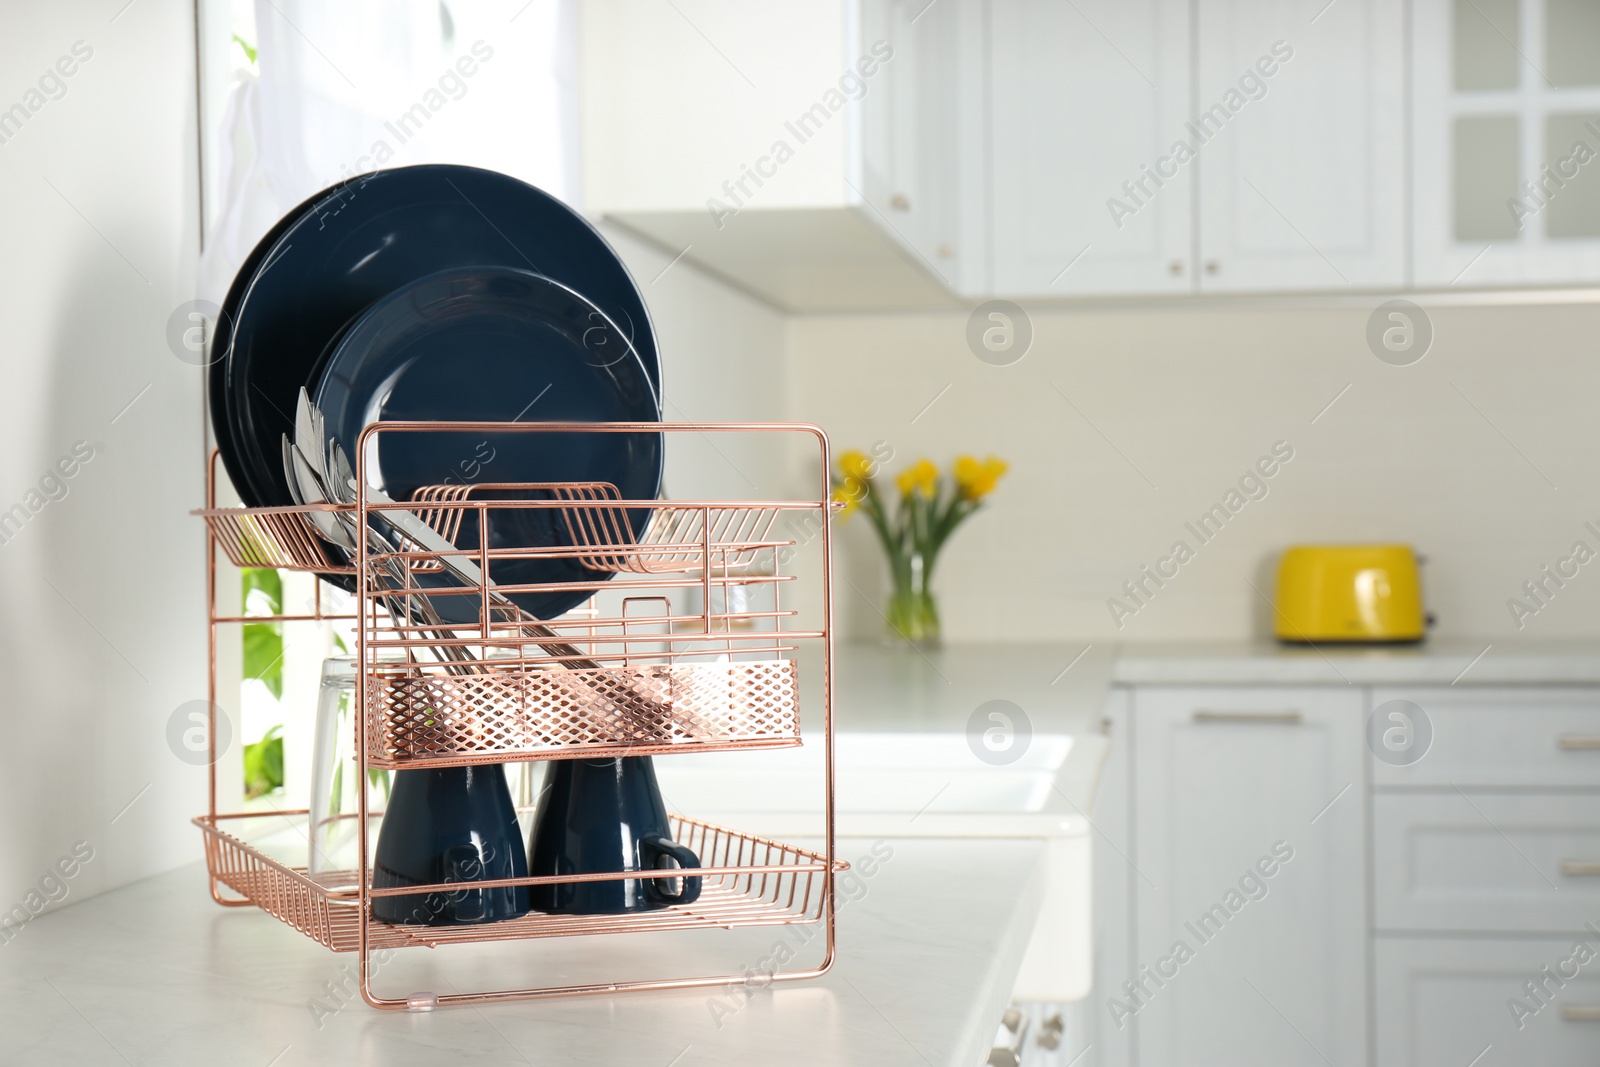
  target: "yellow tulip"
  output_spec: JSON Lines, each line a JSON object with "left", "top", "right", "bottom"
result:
{"left": 956, "top": 454, "right": 1008, "bottom": 500}
{"left": 896, "top": 459, "right": 938, "bottom": 499}
{"left": 837, "top": 450, "right": 873, "bottom": 482}
{"left": 954, "top": 455, "right": 980, "bottom": 495}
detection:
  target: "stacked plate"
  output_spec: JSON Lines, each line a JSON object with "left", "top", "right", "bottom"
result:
{"left": 210, "top": 164, "right": 663, "bottom": 620}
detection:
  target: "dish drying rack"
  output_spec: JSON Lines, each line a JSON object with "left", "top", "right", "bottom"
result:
{"left": 193, "top": 421, "right": 841, "bottom": 1008}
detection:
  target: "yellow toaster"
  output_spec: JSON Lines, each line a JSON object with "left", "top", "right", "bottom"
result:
{"left": 1274, "top": 545, "right": 1426, "bottom": 643}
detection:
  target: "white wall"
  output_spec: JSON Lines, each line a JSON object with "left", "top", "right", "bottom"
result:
{"left": 788, "top": 298, "right": 1600, "bottom": 645}
{"left": 0, "top": 1, "right": 204, "bottom": 919}
{"left": 597, "top": 222, "right": 791, "bottom": 494}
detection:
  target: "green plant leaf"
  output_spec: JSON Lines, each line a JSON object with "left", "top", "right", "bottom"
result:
{"left": 243, "top": 725, "right": 284, "bottom": 800}
{"left": 241, "top": 568, "right": 284, "bottom": 698}
{"left": 241, "top": 568, "right": 282, "bottom": 616}
{"left": 242, "top": 623, "right": 284, "bottom": 699}
{"left": 232, "top": 33, "right": 257, "bottom": 65}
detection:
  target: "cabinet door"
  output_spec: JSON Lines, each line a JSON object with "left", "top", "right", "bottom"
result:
{"left": 1376, "top": 937, "right": 1600, "bottom": 1067}
{"left": 857, "top": 0, "right": 976, "bottom": 292}
{"left": 1132, "top": 687, "right": 1368, "bottom": 1067}
{"left": 987, "top": 0, "right": 1193, "bottom": 296}
{"left": 1374, "top": 792, "right": 1600, "bottom": 934}
{"left": 1413, "top": 0, "right": 1600, "bottom": 286}
{"left": 1082, "top": 687, "right": 1135, "bottom": 1067}
{"left": 1194, "top": 0, "right": 1405, "bottom": 290}
{"left": 1369, "top": 687, "right": 1600, "bottom": 789}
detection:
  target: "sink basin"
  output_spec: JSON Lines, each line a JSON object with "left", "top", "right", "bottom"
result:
{"left": 654, "top": 732, "right": 1073, "bottom": 816}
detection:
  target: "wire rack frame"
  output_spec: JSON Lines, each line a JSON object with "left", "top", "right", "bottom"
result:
{"left": 195, "top": 811, "right": 834, "bottom": 953}
{"left": 197, "top": 422, "right": 839, "bottom": 1010}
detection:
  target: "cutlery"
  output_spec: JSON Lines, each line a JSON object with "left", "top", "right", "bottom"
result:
{"left": 300, "top": 390, "right": 638, "bottom": 673}
{"left": 290, "top": 393, "right": 679, "bottom": 732}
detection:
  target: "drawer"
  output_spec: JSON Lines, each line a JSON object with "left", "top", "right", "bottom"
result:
{"left": 1374, "top": 793, "right": 1600, "bottom": 933}
{"left": 1370, "top": 687, "right": 1600, "bottom": 787}
{"left": 1376, "top": 937, "right": 1600, "bottom": 1067}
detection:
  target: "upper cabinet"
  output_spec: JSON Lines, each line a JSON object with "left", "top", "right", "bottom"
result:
{"left": 580, "top": 0, "right": 979, "bottom": 311}
{"left": 581, "top": 0, "right": 1600, "bottom": 308}
{"left": 1414, "top": 0, "right": 1600, "bottom": 285}
{"left": 987, "top": 0, "right": 1193, "bottom": 296}
{"left": 1194, "top": 0, "right": 1405, "bottom": 291}
{"left": 858, "top": 0, "right": 985, "bottom": 296}
{"left": 988, "top": 0, "right": 1404, "bottom": 296}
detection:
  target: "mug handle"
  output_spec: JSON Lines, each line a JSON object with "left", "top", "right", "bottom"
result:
{"left": 640, "top": 834, "right": 702, "bottom": 906}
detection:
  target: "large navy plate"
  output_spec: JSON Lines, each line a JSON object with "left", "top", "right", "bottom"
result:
{"left": 313, "top": 266, "right": 661, "bottom": 622}
{"left": 214, "top": 164, "right": 659, "bottom": 509}
{"left": 207, "top": 179, "right": 354, "bottom": 503}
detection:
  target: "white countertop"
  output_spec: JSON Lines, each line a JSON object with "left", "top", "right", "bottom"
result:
{"left": 42, "top": 635, "right": 1594, "bottom": 1064}
{"left": 831, "top": 642, "right": 1113, "bottom": 736}
{"left": 652, "top": 643, "right": 1112, "bottom": 839}
{"left": 0, "top": 836, "right": 1046, "bottom": 1067}
{"left": 1112, "top": 639, "right": 1600, "bottom": 686}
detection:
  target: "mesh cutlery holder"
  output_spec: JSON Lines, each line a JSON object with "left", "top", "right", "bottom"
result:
{"left": 366, "top": 659, "right": 801, "bottom": 767}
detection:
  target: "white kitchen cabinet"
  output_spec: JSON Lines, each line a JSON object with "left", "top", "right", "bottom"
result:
{"left": 986, "top": 0, "right": 1194, "bottom": 296}
{"left": 1413, "top": 0, "right": 1600, "bottom": 286}
{"left": 1193, "top": 0, "right": 1406, "bottom": 290}
{"left": 857, "top": 0, "right": 977, "bottom": 293}
{"left": 1374, "top": 792, "right": 1600, "bottom": 933}
{"left": 985, "top": 0, "right": 1405, "bottom": 296}
{"left": 1130, "top": 687, "right": 1368, "bottom": 1067}
{"left": 581, "top": 0, "right": 981, "bottom": 310}
{"left": 1103, "top": 663, "right": 1600, "bottom": 1067}
{"left": 1375, "top": 937, "right": 1600, "bottom": 1066}
{"left": 1076, "top": 686, "right": 1135, "bottom": 1067}
{"left": 1369, "top": 686, "right": 1600, "bottom": 788}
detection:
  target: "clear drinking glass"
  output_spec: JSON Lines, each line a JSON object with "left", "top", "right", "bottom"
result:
{"left": 308, "top": 657, "right": 388, "bottom": 882}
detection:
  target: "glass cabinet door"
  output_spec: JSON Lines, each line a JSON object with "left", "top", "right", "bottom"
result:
{"left": 1416, "top": 0, "right": 1600, "bottom": 285}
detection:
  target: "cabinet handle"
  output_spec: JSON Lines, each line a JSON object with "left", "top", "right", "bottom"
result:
{"left": 889, "top": 193, "right": 910, "bottom": 211}
{"left": 1559, "top": 735, "right": 1600, "bottom": 750}
{"left": 1205, "top": 260, "right": 1221, "bottom": 274}
{"left": 1563, "top": 1005, "right": 1600, "bottom": 1021}
{"left": 1168, "top": 260, "right": 1185, "bottom": 275}
{"left": 1561, "top": 860, "right": 1600, "bottom": 876}
{"left": 1193, "top": 710, "right": 1304, "bottom": 725}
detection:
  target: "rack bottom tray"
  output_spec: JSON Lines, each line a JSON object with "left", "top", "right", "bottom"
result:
{"left": 196, "top": 813, "right": 836, "bottom": 953}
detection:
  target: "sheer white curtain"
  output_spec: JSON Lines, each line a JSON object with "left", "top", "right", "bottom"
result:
{"left": 200, "top": 0, "right": 579, "bottom": 302}
{"left": 196, "top": 0, "right": 579, "bottom": 803}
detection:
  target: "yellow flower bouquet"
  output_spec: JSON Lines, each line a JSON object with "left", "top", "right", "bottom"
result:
{"left": 832, "top": 450, "right": 1008, "bottom": 644}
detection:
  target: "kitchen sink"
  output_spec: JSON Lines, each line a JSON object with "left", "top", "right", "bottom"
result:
{"left": 654, "top": 732, "right": 1075, "bottom": 816}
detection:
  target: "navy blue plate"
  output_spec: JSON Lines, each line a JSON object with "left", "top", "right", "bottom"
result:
{"left": 207, "top": 179, "right": 356, "bottom": 505}
{"left": 215, "top": 164, "right": 660, "bottom": 510}
{"left": 313, "top": 266, "right": 661, "bottom": 623}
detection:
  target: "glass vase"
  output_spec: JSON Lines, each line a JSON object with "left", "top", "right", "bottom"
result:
{"left": 885, "top": 551, "right": 941, "bottom": 646}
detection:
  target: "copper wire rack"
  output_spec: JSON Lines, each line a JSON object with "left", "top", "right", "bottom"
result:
{"left": 195, "top": 811, "right": 832, "bottom": 953}
{"left": 195, "top": 422, "right": 840, "bottom": 1009}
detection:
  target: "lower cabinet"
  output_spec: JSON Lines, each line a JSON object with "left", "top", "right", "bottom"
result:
{"left": 1375, "top": 938, "right": 1600, "bottom": 1067}
{"left": 1094, "top": 680, "right": 1600, "bottom": 1067}
{"left": 1373, "top": 792, "right": 1600, "bottom": 934}
{"left": 1129, "top": 687, "right": 1368, "bottom": 1067}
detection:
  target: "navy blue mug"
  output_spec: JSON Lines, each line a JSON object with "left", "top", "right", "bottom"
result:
{"left": 527, "top": 755, "right": 701, "bottom": 914}
{"left": 372, "top": 764, "right": 530, "bottom": 926}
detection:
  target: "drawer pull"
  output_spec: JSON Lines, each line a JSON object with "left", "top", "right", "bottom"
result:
{"left": 1559, "top": 735, "right": 1600, "bottom": 750}
{"left": 1193, "top": 710, "right": 1303, "bottom": 725}
{"left": 1562, "top": 1005, "right": 1600, "bottom": 1022}
{"left": 1561, "top": 860, "right": 1600, "bottom": 877}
